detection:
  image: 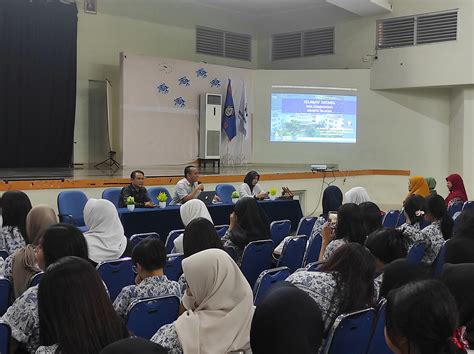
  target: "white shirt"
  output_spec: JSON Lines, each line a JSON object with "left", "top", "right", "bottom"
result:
{"left": 238, "top": 183, "right": 264, "bottom": 198}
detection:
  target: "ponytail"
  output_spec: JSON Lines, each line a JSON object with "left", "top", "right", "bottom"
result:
{"left": 426, "top": 194, "right": 454, "bottom": 240}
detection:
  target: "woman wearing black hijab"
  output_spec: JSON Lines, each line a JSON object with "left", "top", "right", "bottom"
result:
{"left": 251, "top": 282, "right": 324, "bottom": 354}
{"left": 309, "top": 185, "right": 343, "bottom": 239}
{"left": 239, "top": 171, "right": 268, "bottom": 200}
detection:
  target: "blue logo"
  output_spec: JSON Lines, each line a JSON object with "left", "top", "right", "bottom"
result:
{"left": 174, "top": 97, "right": 186, "bottom": 108}
{"left": 157, "top": 83, "right": 169, "bottom": 94}
{"left": 178, "top": 76, "right": 191, "bottom": 87}
{"left": 210, "top": 78, "right": 221, "bottom": 88}
{"left": 196, "top": 68, "right": 208, "bottom": 78}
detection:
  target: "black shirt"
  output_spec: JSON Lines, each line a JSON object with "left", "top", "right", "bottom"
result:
{"left": 119, "top": 184, "right": 151, "bottom": 208}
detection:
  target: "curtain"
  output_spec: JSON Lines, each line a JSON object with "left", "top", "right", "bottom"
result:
{"left": 0, "top": 0, "right": 78, "bottom": 167}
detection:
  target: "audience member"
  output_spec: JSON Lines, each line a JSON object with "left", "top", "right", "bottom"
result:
{"left": 0, "top": 190, "right": 32, "bottom": 255}
{"left": 83, "top": 198, "right": 131, "bottom": 265}
{"left": 288, "top": 243, "right": 375, "bottom": 333}
{"left": 425, "top": 177, "right": 438, "bottom": 195}
{"left": 170, "top": 165, "right": 203, "bottom": 205}
{"left": 151, "top": 249, "right": 254, "bottom": 353}
{"left": 113, "top": 238, "right": 180, "bottom": 319}
{"left": 100, "top": 338, "right": 168, "bottom": 354}
{"left": 446, "top": 173, "right": 468, "bottom": 208}
{"left": 319, "top": 203, "right": 365, "bottom": 261}
{"left": 250, "top": 282, "right": 323, "bottom": 354}
{"left": 406, "top": 176, "right": 430, "bottom": 200}
{"left": 344, "top": 186, "right": 370, "bottom": 205}
{"left": 239, "top": 170, "right": 267, "bottom": 200}
{"left": 1, "top": 224, "right": 89, "bottom": 353}
{"left": 310, "top": 185, "right": 343, "bottom": 239}
{"left": 397, "top": 195, "right": 426, "bottom": 247}
{"left": 119, "top": 170, "right": 154, "bottom": 208}
{"left": 385, "top": 280, "right": 465, "bottom": 354}
{"left": 445, "top": 209, "right": 474, "bottom": 264}
{"left": 359, "top": 201, "right": 383, "bottom": 236}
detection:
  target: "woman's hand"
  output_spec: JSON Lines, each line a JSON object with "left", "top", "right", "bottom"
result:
{"left": 229, "top": 211, "right": 237, "bottom": 231}
{"left": 321, "top": 222, "right": 333, "bottom": 245}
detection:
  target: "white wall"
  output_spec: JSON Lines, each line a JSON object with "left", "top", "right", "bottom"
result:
{"left": 253, "top": 69, "right": 451, "bottom": 187}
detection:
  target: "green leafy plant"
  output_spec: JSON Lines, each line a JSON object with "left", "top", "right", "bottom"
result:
{"left": 126, "top": 196, "right": 135, "bottom": 205}
{"left": 269, "top": 188, "right": 278, "bottom": 196}
{"left": 157, "top": 192, "right": 168, "bottom": 202}
{"left": 231, "top": 191, "right": 239, "bottom": 198}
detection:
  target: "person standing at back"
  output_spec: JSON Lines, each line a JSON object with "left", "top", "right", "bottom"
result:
{"left": 119, "top": 170, "right": 154, "bottom": 208}
{"left": 170, "top": 166, "right": 204, "bottom": 205}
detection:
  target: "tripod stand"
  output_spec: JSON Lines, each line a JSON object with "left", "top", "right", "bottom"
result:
{"left": 94, "top": 150, "right": 120, "bottom": 169}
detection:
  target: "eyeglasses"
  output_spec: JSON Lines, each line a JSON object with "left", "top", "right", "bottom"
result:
{"left": 132, "top": 265, "right": 138, "bottom": 274}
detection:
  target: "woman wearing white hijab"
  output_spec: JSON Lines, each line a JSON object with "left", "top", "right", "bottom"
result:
{"left": 152, "top": 248, "right": 254, "bottom": 354}
{"left": 173, "top": 199, "right": 213, "bottom": 254}
{"left": 344, "top": 187, "right": 370, "bottom": 205}
{"left": 84, "top": 199, "right": 129, "bottom": 265}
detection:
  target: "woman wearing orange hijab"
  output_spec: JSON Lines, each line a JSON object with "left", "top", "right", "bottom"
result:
{"left": 406, "top": 176, "right": 430, "bottom": 200}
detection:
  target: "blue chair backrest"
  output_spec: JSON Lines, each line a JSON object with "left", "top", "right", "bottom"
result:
{"left": 367, "top": 300, "right": 393, "bottom": 354}
{"left": 448, "top": 201, "right": 463, "bottom": 218}
{"left": 407, "top": 241, "right": 426, "bottom": 264}
{"left": 165, "top": 229, "right": 184, "bottom": 254}
{"left": 240, "top": 240, "right": 274, "bottom": 289}
{"left": 164, "top": 253, "right": 184, "bottom": 282}
{"left": 0, "top": 251, "right": 8, "bottom": 260}
{"left": 305, "top": 261, "right": 324, "bottom": 272}
{"left": 57, "top": 191, "right": 88, "bottom": 226}
{"left": 303, "top": 234, "right": 322, "bottom": 266}
{"left": 0, "top": 278, "right": 11, "bottom": 316}
{"left": 102, "top": 188, "right": 122, "bottom": 208}
{"left": 215, "top": 184, "right": 236, "bottom": 204}
{"left": 395, "top": 212, "right": 406, "bottom": 227}
{"left": 215, "top": 225, "right": 229, "bottom": 238}
{"left": 382, "top": 210, "right": 400, "bottom": 228}
{"left": 147, "top": 187, "right": 172, "bottom": 206}
{"left": 270, "top": 220, "right": 291, "bottom": 246}
{"left": 126, "top": 295, "right": 180, "bottom": 339}
{"left": 432, "top": 241, "right": 448, "bottom": 277}
{"left": 0, "top": 322, "right": 11, "bottom": 354}
{"left": 324, "top": 308, "right": 376, "bottom": 354}
{"left": 28, "top": 272, "right": 44, "bottom": 288}
{"left": 97, "top": 258, "right": 135, "bottom": 302}
{"left": 253, "top": 266, "right": 290, "bottom": 305}
{"left": 129, "top": 232, "right": 162, "bottom": 248}
{"left": 277, "top": 236, "right": 308, "bottom": 273}
{"left": 295, "top": 217, "right": 317, "bottom": 237}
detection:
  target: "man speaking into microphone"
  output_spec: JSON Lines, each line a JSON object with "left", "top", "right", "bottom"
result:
{"left": 170, "top": 165, "right": 204, "bottom": 205}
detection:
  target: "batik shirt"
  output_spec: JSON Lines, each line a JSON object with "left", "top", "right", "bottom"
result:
{"left": 322, "top": 239, "right": 347, "bottom": 261}
{"left": 151, "top": 323, "right": 183, "bottom": 354}
{"left": 0, "top": 226, "right": 26, "bottom": 255}
{"left": 420, "top": 220, "right": 445, "bottom": 263}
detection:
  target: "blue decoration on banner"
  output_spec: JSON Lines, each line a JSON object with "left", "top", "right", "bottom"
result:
{"left": 174, "top": 97, "right": 186, "bottom": 108}
{"left": 196, "top": 68, "right": 208, "bottom": 78}
{"left": 157, "top": 83, "right": 169, "bottom": 94}
{"left": 210, "top": 78, "right": 221, "bottom": 88}
{"left": 178, "top": 76, "right": 191, "bottom": 87}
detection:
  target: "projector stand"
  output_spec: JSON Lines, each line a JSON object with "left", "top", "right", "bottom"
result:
{"left": 95, "top": 151, "right": 120, "bottom": 169}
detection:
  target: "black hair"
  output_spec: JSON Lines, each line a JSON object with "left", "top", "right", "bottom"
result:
{"left": 41, "top": 224, "right": 89, "bottom": 268}
{"left": 426, "top": 194, "right": 454, "bottom": 240}
{"left": 335, "top": 203, "right": 366, "bottom": 244}
{"left": 38, "top": 257, "right": 129, "bottom": 354}
{"left": 359, "top": 202, "right": 382, "bottom": 236}
{"left": 365, "top": 228, "right": 409, "bottom": 265}
{"left": 380, "top": 259, "right": 431, "bottom": 298}
{"left": 1, "top": 190, "right": 32, "bottom": 244}
{"left": 184, "top": 165, "right": 196, "bottom": 178}
{"left": 131, "top": 238, "right": 166, "bottom": 271}
{"left": 319, "top": 243, "right": 375, "bottom": 314}
{"left": 453, "top": 208, "right": 474, "bottom": 240}
{"left": 130, "top": 170, "right": 144, "bottom": 179}
{"left": 404, "top": 195, "right": 426, "bottom": 225}
{"left": 183, "top": 217, "right": 224, "bottom": 258}
{"left": 243, "top": 171, "right": 260, "bottom": 192}
{"left": 385, "top": 280, "right": 463, "bottom": 354}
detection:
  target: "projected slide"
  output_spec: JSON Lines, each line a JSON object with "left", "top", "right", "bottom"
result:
{"left": 271, "top": 93, "right": 357, "bottom": 143}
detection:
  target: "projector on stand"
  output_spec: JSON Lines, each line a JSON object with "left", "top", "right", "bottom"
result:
{"left": 311, "top": 164, "right": 339, "bottom": 172}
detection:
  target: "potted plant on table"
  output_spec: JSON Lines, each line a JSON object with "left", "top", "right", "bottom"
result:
{"left": 231, "top": 191, "right": 239, "bottom": 204}
{"left": 157, "top": 192, "right": 168, "bottom": 209}
{"left": 126, "top": 196, "right": 135, "bottom": 211}
{"left": 268, "top": 188, "right": 278, "bottom": 200}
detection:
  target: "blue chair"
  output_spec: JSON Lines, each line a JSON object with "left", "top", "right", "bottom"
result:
{"left": 164, "top": 253, "right": 184, "bottom": 281}
{"left": 323, "top": 308, "right": 376, "bottom": 354}
{"left": 97, "top": 258, "right": 135, "bottom": 302}
{"left": 102, "top": 188, "right": 122, "bottom": 208}
{"left": 57, "top": 190, "right": 88, "bottom": 226}
{"left": 302, "top": 234, "right": 322, "bottom": 266}
{"left": 305, "top": 261, "right": 324, "bottom": 272}
{"left": 0, "top": 322, "right": 11, "bottom": 354}
{"left": 240, "top": 240, "right": 274, "bottom": 288}
{"left": 147, "top": 187, "right": 172, "bottom": 206}
{"left": 129, "top": 232, "right": 162, "bottom": 248}
{"left": 295, "top": 217, "right": 317, "bottom": 237}
{"left": 28, "top": 272, "right": 44, "bottom": 288}
{"left": 215, "top": 184, "right": 236, "bottom": 204}
{"left": 270, "top": 220, "right": 291, "bottom": 246}
{"left": 253, "top": 267, "right": 290, "bottom": 305}
{"left": 395, "top": 212, "right": 406, "bottom": 227}
{"left": 0, "top": 251, "right": 8, "bottom": 260}
{"left": 463, "top": 201, "right": 474, "bottom": 211}
{"left": 165, "top": 229, "right": 184, "bottom": 254}
{"left": 432, "top": 241, "right": 448, "bottom": 277}
{"left": 0, "top": 278, "right": 11, "bottom": 316}
{"left": 448, "top": 201, "right": 463, "bottom": 218}
{"left": 406, "top": 241, "right": 426, "bottom": 264}
{"left": 277, "top": 235, "right": 308, "bottom": 273}
{"left": 382, "top": 210, "right": 400, "bottom": 228}
{"left": 126, "top": 295, "right": 180, "bottom": 339}
{"left": 215, "top": 225, "right": 229, "bottom": 238}
{"left": 367, "top": 300, "right": 392, "bottom": 354}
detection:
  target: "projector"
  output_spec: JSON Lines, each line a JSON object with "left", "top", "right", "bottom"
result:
{"left": 311, "top": 164, "right": 339, "bottom": 172}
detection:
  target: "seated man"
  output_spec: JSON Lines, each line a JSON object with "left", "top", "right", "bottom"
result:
{"left": 113, "top": 238, "right": 181, "bottom": 319}
{"left": 119, "top": 170, "right": 155, "bottom": 208}
{"left": 169, "top": 165, "right": 204, "bottom": 205}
